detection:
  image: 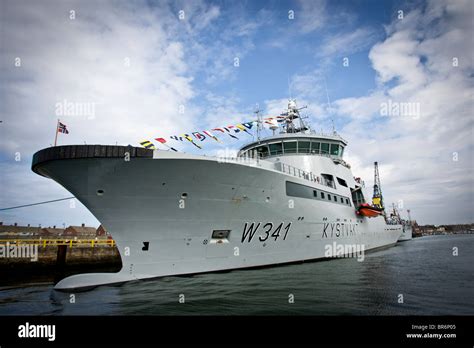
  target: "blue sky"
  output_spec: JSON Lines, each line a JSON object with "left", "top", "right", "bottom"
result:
{"left": 0, "top": 0, "right": 473, "bottom": 227}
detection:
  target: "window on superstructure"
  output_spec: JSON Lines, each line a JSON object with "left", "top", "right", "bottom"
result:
{"left": 255, "top": 145, "right": 269, "bottom": 158}
{"left": 321, "top": 143, "right": 330, "bottom": 155}
{"left": 269, "top": 142, "right": 283, "bottom": 155}
{"left": 340, "top": 197, "right": 344, "bottom": 203}
{"left": 339, "top": 146, "right": 344, "bottom": 157}
{"left": 298, "top": 141, "right": 311, "bottom": 154}
{"left": 321, "top": 174, "right": 335, "bottom": 188}
{"left": 330, "top": 144, "right": 339, "bottom": 156}
{"left": 283, "top": 141, "right": 297, "bottom": 154}
{"left": 313, "top": 190, "right": 317, "bottom": 197}
{"left": 337, "top": 177, "right": 348, "bottom": 187}
{"left": 334, "top": 195, "right": 337, "bottom": 202}
{"left": 311, "top": 141, "right": 320, "bottom": 154}
{"left": 321, "top": 192, "right": 325, "bottom": 199}
{"left": 327, "top": 194, "right": 331, "bottom": 200}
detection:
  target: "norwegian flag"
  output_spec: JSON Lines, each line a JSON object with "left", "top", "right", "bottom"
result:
{"left": 58, "top": 122, "right": 69, "bottom": 134}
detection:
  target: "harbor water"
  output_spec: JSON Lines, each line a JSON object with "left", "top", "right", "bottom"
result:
{"left": 1, "top": 234, "right": 473, "bottom": 315}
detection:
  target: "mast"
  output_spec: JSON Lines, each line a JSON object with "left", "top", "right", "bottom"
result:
{"left": 254, "top": 103, "right": 262, "bottom": 141}
{"left": 282, "top": 99, "right": 308, "bottom": 134}
{"left": 53, "top": 119, "right": 59, "bottom": 147}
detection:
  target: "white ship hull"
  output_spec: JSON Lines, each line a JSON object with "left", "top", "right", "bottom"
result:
{"left": 33, "top": 146, "right": 402, "bottom": 290}
{"left": 398, "top": 224, "right": 413, "bottom": 241}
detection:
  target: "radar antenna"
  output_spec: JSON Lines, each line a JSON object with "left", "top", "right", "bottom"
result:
{"left": 281, "top": 99, "right": 308, "bottom": 134}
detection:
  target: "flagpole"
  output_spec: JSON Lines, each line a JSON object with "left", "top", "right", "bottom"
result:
{"left": 54, "top": 119, "right": 59, "bottom": 146}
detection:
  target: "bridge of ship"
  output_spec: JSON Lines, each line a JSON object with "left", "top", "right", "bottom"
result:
{"left": 237, "top": 134, "right": 370, "bottom": 207}
{"left": 238, "top": 134, "right": 348, "bottom": 163}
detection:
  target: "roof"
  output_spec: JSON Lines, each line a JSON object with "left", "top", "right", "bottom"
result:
{"left": 0, "top": 224, "right": 42, "bottom": 233}
{"left": 65, "top": 226, "right": 97, "bottom": 235}
{"left": 41, "top": 227, "right": 64, "bottom": 234}
{"left": 240, "top": 132, "right": 348, "bottom": 152}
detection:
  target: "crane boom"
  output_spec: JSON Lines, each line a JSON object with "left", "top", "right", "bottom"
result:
{"left": 372, "top": 161, "right": 384, "bottom": 209}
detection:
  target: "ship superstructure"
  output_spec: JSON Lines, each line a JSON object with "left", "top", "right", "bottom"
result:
{"left": 32, "top": 100, "right": 403, "bottom": 290}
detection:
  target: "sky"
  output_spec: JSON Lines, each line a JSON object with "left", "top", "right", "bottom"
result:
{"left": 0, "top": 0, "right": 472, "bottom": 227}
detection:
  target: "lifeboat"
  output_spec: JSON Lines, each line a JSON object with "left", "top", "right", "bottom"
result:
{"left": 357, "top": 203, "right": 384, "bottom": 218}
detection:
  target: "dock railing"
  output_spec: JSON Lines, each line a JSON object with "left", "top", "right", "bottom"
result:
{"left": 0, "top": 239, "right": 116, "bottom": 248}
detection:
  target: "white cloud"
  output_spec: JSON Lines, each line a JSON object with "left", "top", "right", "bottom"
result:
{"left": 296, "top": 0, "right": 327, "bottom": 34}
{"left": 320, "top": 27, "right": 379, "bottom": 58}
{"left": 0, "top": 0, "right": 231, "bottom": 226}
{"left": 333, "top": 0, "right": 474, "bottom": 224}
{"left": 0, "top": 0, "right": 199, "bottom": 156}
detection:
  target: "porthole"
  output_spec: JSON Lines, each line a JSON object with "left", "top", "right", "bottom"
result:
{"left": 97, "top": 189, "right": 104, "bottom": 196}
{"left": 181, "top": 193, "right": 188, "bottom": 199}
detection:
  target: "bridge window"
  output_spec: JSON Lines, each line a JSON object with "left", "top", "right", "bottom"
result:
{"left": 298, "top": 141, "right": 311, "bottom": 154}
{"left": 330, "top": 144, "right": 339, "bottom": 156}
{"left": 339, "top": 146, "right": 344, "bottom": 157}
{"left": 321, "top": 143, "right": 330, "bottom": 155}
{"left": 283, "top": 141, "right": 297, "bottom": 154}
{"left": 269, "top": 142, "right": 283, "bottom": 155}
{"left": 256, "top": 145, "right": 269, "bottom": 158}
{"left": 311, "top": 141, "right": 320, "bottom": 154}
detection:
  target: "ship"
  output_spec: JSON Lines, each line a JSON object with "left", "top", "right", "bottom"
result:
{"left": 387, "top": 203, "right": 413, "bottom": 242}
{"left": 399, "top": 223, "right": 413, "bottom": 241}
{"left": 31, "top": 100, "right": 403, "bottom": 290}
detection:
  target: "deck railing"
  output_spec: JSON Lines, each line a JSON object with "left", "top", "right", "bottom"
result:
{"left": 275, "top": 162, "right": 336, "bottom": 189}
